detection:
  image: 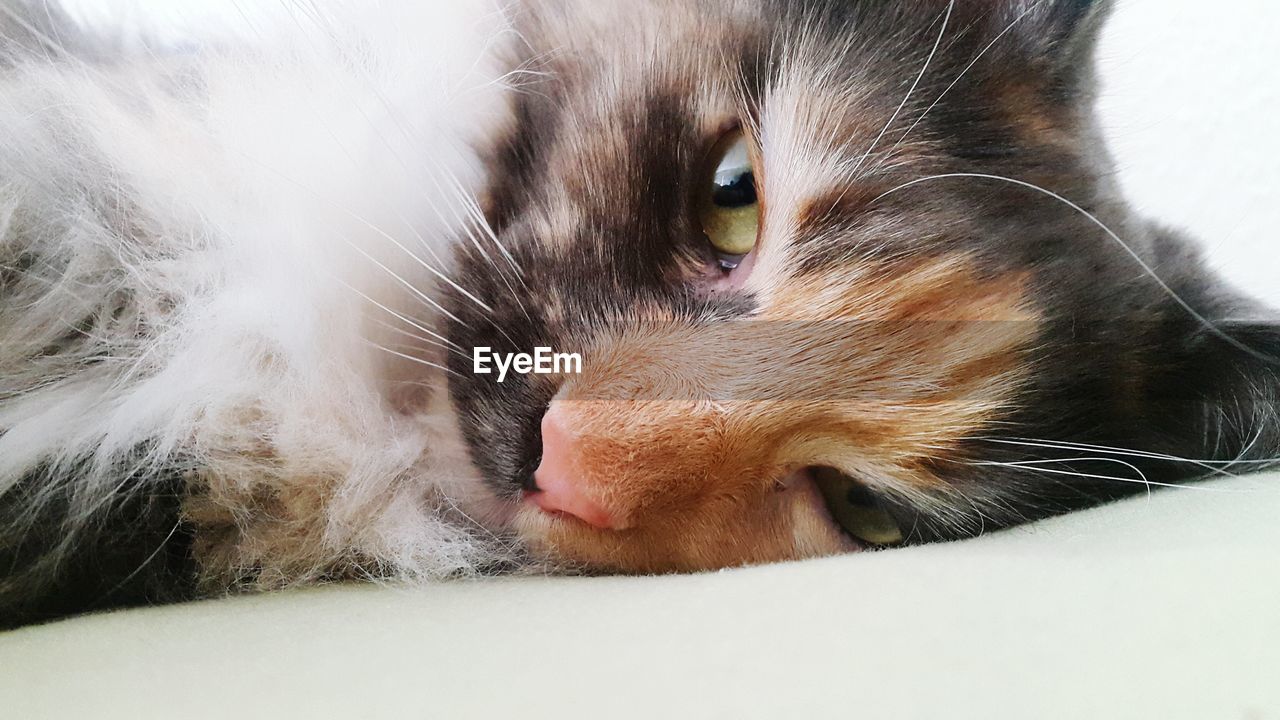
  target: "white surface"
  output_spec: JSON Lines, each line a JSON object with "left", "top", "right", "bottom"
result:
{"left": 2, "top": 1, "right": 1277, "bottom": 718}
{"left": 1097, "top": 0, "right": 1280, "bottom": 307}
{"left": 2, "top": 472, "right": 1278, "bottom": 719}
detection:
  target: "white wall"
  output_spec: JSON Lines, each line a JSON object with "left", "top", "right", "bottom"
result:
{"left": 1098, "top": 0, "right": 1280, "bottom": 306}
{"left": 57, "top": 0, "right": 1280, "bottom": 306}
{"left": 59, "top": 0, "right": 276, "bottom": 43}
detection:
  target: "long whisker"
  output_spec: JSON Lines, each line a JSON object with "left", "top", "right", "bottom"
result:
{"left": 977, "top": 437, "right": 1280, "bottom": 468}
{"left": 977, "top": 456, "right": 1155, "bottom": 496}
{"left": 873, "top": 172, "right": 1280, "bottom": 366}
{"left": 263, "top": 0, "right": 500, "bottom": 318}
{"left": 371, "top": 318, "right": 471, "bottom": 362}
{"left": 886, "top": 0, "right": 1045, "bottom": 160}
{"left": 367, "top": 342, "right": 463, "bottom": 378}
{"left": 851, "top": 0, "right": 955, "bottom": 176}
{"left": 441, "top": 164, "right": 523, "bottom": 276}
{"left": 968, "top": 438, "right": 1280, "bottom": 492}
{"left": 233, "top": 141, "right": 534, "bottom": 352}
{"left": 336, "top": 280, "right": 461, "bottom": 350}
{"left": 227, "top": 143, "right": 531, "bottom": 352}
{"left": 340, "top": 225, "right": 492, "bottom": 316}
{"left": 967, "top": 461, "right": 1238, "bottom": 493}
{"left": 442, "top": 166, "right": 533, "bottom": 324}
{"left": 1231, "top": 422, "right": 1268, "bottom": 469}
{"left": 222, "top": 142, "right": 493, "bottom": 322}
{"left": 343, "top": 244, "right": 466, "bottom": 327}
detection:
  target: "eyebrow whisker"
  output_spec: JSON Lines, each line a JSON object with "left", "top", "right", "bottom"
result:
{"left": 850, "top": 0, "right": 956, "bottom": 177}
{"left": 883, "top": 0, "right": 1047, "bottom": 164}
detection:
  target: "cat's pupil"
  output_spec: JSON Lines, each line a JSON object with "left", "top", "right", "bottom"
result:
{"left": 845, "top": 483, "right": 879, "bottom": 509}
{"left": 712, "top": 171, "right": 757, "bottom": 209}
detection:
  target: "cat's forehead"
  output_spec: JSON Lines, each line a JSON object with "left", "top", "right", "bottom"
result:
{"left": 498, "top": 0, "right": 965, "bottom": 292}
{"left": 512, "top": 0, "right": 953, "bottom": 188}
{"left": 518, "top": 1, "right": 761, "bottom": 130}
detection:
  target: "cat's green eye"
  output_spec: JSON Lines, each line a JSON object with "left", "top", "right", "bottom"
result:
{"left": 812, "top": 467, "right": 905, "bottom": 547}
{"left": 699, "top": 130, "right": 760, "bottom": 266}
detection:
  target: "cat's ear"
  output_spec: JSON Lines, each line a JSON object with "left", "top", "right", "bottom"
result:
{"left": 1009, "top": 0, "right": 1111, "bottom": 44}
{"left": 998, "top": 0, "right": 1113, "bottom": 89}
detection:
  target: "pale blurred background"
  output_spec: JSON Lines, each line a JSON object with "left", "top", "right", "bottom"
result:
{"left": 55, "top": 0, "right": 1280, "bottom": 306}
{"left": 1097, "top": 0, "right": 1280, "bottom": 307}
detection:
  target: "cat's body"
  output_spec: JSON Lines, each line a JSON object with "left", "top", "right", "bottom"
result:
{"left": 2, "top": 0, "right": 1277, "bottom": 627}
{"left": 0, "top": 1, "right": 517, "bottom": 624}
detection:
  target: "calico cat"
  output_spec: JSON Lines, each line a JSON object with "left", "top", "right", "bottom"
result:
{"left": 1, "top": 0, "right": 1277, "bottom": 628}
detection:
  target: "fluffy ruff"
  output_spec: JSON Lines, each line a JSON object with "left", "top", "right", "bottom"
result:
{"left": 0, "top": 0, "right": 518, "bottom": 605}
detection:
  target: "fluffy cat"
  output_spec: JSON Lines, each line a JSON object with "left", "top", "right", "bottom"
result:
{"left": 1, "top": 0, "right": 1277, "bottom": 628}
{"left": 0, "top": 0, "right": 517, "bottom": 624}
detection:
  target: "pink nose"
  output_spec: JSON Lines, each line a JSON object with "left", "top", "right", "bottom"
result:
{"left": 528, "top": 404, "right": 616, "bottom": 529}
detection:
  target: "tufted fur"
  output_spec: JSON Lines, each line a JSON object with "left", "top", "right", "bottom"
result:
{"left": 0, "top": 0, "right": 518, "bottom": 624}
{"left": 2, "top": 0, "right": 1278, "bottom": 626}
{"left": 447, "top": 0, "right": 1280, "bottom": 570}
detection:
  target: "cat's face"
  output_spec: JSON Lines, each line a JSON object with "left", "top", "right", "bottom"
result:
{"left": 445, "top": 0, "right": 1279, "bottom": 572}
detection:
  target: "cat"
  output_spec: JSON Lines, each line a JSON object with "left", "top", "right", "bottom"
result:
{"left": 446, "top": 0, "right": 1280, "bottom": 571}
{"left": 1, "top": 0, "right": 1277, "bottom": 628}
{"left": 0, "top": 0, "right": 518, "bottom": 625}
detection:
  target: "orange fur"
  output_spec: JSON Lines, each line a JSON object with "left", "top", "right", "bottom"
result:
{"left": 516, "top": 255, "right": 1039, "bottom": 572}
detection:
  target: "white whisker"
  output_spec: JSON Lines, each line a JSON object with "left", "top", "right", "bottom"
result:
{"left": 367, "top": 342, "right": 462, "bottom": 378}
{"left": 441, "top": 164, "right": 523, "bottom": 276}
{"left": 371, "top": 318, "right": 471, "bottom": 362}
{"left": 978, "top": 456, "right": 1155, "bottom": 496}
{"left": 851, "top": 0, "right": 955, "bottom": 177}
{"left": 342, "top": 245, "right": 467, "bottom": 327}
{"left": 337, "top": 280, "right": 462, "bottom": 351}
{"left": 976, "top": 437, "right": 1280, "bottom": 472}
{"left": 873, "top": 172, "right": 1280, "bottom": 366}
{"left": 222, "top": 142, "right": 493, "bottom": 320}
{"left": 969, "top": 461, "right": 1236, "bottom": 493}
{"left": 341, "top": 227, "right": 492, "bottom": 316}
{"left": 257, "top": 2, "right": 498, "bottom": 318}
{"left": 440, "top": 165, "right": 533, "bottom": 323}
{"left": 886, "top": 0, "right": 1045, "bottom": 161}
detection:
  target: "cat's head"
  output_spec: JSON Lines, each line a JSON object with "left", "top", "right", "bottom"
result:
{"left": 445, "top": 0, "right": 1280, "bottom": 572}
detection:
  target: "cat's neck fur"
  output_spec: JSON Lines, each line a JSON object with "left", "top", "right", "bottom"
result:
{"left": 0, "top": 1, "right": 515, "bottom": 624}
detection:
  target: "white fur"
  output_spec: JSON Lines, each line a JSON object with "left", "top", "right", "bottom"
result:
{"left": 0, "top": 1, "right": 517, "bottom": 582}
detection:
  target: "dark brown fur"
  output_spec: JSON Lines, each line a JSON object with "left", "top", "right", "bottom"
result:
{"left": 448, "top": 0, "right": 1280, "bottom": 570}
{"left": 5, "top": 0, "right": 1276, "bottom": 627}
